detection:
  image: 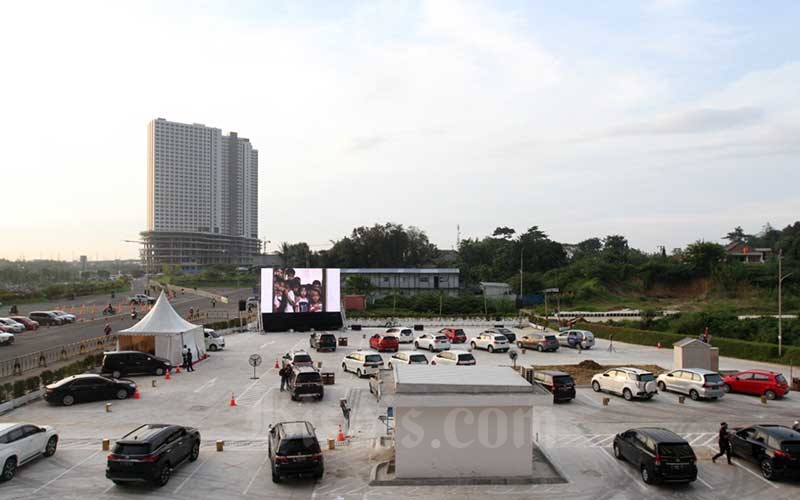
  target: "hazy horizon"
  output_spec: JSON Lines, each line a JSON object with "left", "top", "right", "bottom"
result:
{"left": 2, "top": 1, "right": 799, "bottom": 261}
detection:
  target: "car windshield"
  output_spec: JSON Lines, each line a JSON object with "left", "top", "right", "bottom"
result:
{"left": 454, "top": 329, "right": 465, "bottom": 335}
{"left": 494, "top": 335, "right": 507, "bottom": 341}
{"left": 292, "top": 354, "right": 312, "bottom": 363}
{"left": 435, "top": 335, "right": 448, "bottom": 341}
{"left": 207, "top": 330, "right": 219, "bottom": 338}
{"left": 658, "top": 443, "right": 693, "bottom": 458}
{"left": 458, "top": 354, "right": 475, "bottom": 362}
{"left": 545, "top": 335, "right": 556, "bottom": 341}
{"left": 704, "top": 374, "right": 723, "bottom": 384}
{"left": 365, "top": 354, "right": 382, "bottom": 363}
{"left": 553, "top": 375, "right": 574, "bottom": 386}
{"left": 776, "top": 374, "right": 787, "bottom": 383}
{"left": 296, "top": 372, "right": 321, "bottom": 383}
{"left": 401, "top": 329, "right": 412, "bottom": 335}
{"left": 409, "top": 354, "right": 428, "bottom": 363}
{"left": 320, "top": 335, "right": 335, "bottom": 342}
{"left": 583, "top": 332, "right": 594, "bottom": 340}
{"left": 278, "top": 438, "right": 320, "bottom": 456}
{"left": 636, "top": 373, "right": 655, "bottom": 382}
{"left": 114, "top": 443, "right": 151, "bottom": 455}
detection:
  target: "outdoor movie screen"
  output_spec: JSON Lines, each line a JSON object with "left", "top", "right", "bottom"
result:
{"left": 260, "top": 268, "right": 341, "bottom": 314}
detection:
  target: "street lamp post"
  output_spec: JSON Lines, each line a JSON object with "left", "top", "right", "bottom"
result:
{"left": 778, "top": 249, "right": 793, "bottom": 357}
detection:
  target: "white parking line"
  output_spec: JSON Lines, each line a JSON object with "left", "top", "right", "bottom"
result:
{"left": 172, "top": 456, "right": 209, "bottom": 494}
{"left": 731, "top": 460, "right": 779, "bottom": 489}
{"left": 259, "top": 341, "right": 275, "bottom": 349}
{"left": 597, "top": 447, "right": 648, "bottom": 492}
{"left": 242, "top": 453, "right": 270, "bottom": 496}
{"left": 193, "top": 377, "right": 217, "bottom": 393}
{"left": 33, "top": 450, "right": 100, "bottom": 493}
{"left": 578, "top": 393, "right": 601, "bottom": 407}
{"left": 696, "top": 475, "right": 713, "bottom": 490}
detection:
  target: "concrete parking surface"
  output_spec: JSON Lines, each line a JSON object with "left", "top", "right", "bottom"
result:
{"left": 1, "top": 327, "right": 799, "bottom": 499}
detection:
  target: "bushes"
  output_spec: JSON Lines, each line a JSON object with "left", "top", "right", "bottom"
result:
{"left": 203, "top": 317, "right": 246, "bottom": 331}
{"left": 0, "top": 353, "right": 106, "bottom": 404}
{"left": 369, "top": 293, "right": 515, "bottom": 315}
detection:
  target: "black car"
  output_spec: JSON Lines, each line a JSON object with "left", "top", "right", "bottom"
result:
{"left": 309, "top": 332, "right": 337, "bottom": 352}
{"left": 43, "top": 374, "right": 137, "bottom": 406}
{"left": 106, "top": 424, "right": 201, "bottom": 487}
{"left": 496, "top": 327, "right": 516, "bottom": 343}
{"left": 28, "top": 311, "right": 64, "bottom": 326}
{"left": 101, "top": 351, "right": 173, "bottom": 378}
{"left": 532, "top": 370, "right": 575, "bottom": 402}
{"left": 268, "top": 421, "right": 323, "bottom": 483}
{"left": 288, "top": 366, "right": 324, "bottom": 401}
{"left": 730, "top": 425, "right": 800, "bottom": 480}
{"left": 613, "top": 428, "right": 697, "bottom": 484}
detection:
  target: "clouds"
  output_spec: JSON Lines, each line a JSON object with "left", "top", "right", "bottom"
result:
{"left": 0, "top": 1, "right": 799, "bottom": 260}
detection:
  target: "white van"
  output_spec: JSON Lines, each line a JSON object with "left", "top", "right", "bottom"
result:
{"left": 204, "top": 328, "right": 226, "bottom": 351}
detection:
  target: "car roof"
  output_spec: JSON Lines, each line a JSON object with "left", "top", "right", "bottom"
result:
{"left": 105, "top": 350, "right": 150, "bottom": 355}
{"left": 674, "top": 368, "right": 717, "bottom": 375}
{"left": 118, "top": 424, "right": 177, "bottom": 444}
{"left": 29, "top": 311, "right": 55, "bottom": 315}
{"left": 738, "top": 369, "right": 778, "bottom": 375}
{"left": 752, "top": 425, "right": 800, "bottom": 440}
{"left": 292, "top": 365, "right": 319, "bottom": 373}
{"left": 276, "top": 421, "right": 315, "bottom": 439}
{"left": 0, "top": 423, "right": 21, "bottom": 433}
{"left": 614, "top": 367, "right": 652, "bottom": 374}
{"left": 633, "top": 427, "right": 687, "bottom": 443}
{"left": 536, "top": 370, "right": 571, "bottom": 377}
{"left": 290, "top": 350, "right": 310, "bottom": 355}
{"left": 399, "top": 351, "right": 428, "bottom": 356}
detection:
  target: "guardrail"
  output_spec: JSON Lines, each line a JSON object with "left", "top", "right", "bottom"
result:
{"left": 0, "top": 335, "right": 117, "bottom": 379}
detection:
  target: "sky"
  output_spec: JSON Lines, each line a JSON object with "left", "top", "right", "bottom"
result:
{"left": 2, "top": 0, "right": 799, "bottom": 260}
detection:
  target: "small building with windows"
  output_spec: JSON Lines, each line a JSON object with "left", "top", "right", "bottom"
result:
{"left": 724, "top": 242, "right": 772, "bottom": 264}
{"left": 340, "top": 268, "right": 460, "bottom": 299}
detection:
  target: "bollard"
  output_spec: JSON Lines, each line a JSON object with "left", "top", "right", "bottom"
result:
{"left": 521, "top": 348, "right": 526, "bottom": 355}
{"left": 102, "top": 438, "right": 110, "bottom": 451}
{"left": 760, "top": 395, "right": 767, "bottom": 404}
{"left": 152, "top": 379, "right": 157, "bottom": 387}
{"left": 602, "top": 397, "right": 610, "bottom": 406}
{"left": 328, "top": 438, "right": 336, "bottom": 451}
{"left": 317, "top": 361, "right": 323, "bottom": 369}
{"left": 216, "top": 440, "right": 224, "bottom": 452}
{"left": 105, "top": 403, "right": 112, "bottom": 412}
{"left": 678, "top": 396, "right": 685, "bottom": 404}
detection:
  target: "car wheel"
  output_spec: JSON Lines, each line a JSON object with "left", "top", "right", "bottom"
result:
{"left": 431, "top": 360, "right": 436, "bottom": 365}
{"left": 613, "top": 443, "right": 623, "bottom": 461}
{"left": 623, "top": 389, "right": 633, "bottom": 401}
{"left": 189, "top": 441, "right": 200, "bottom": 462}
{"left": 470, "top": 342, "right": 476, "bottom": 350}
{"left": 592, "top": 381, "right": 601, "bottom": 392}
{"left": 62, "top": 394, "right": 75, "bottom": 406}
{"left": 429, "top": 345, "right": 434, "bottom": 352}
{"left": 537, "top": 345, "right": 544, "bottom": 352}
{"left": 641, "top": 465, "right": 652, "bottom": 484}
{"left": 387, "top": 362, "right": 392, "bottom": 369}
{"left": 357, "top": 369, "right": 362, "bottom": 378}
{"left": 44, "top": 436, "right": 58, "bottom": 457}
{"left": 414, "top": 342, "right": 419, "bottom": 349}
{"left": 765, "top": 390, "right": 777, "bottom": 400}
{"left": 1, "top": 457, "right": 17, "bottom": 481}
{"left": 722, "top": 384, "right": 730, "bottom": 393}
{"left": 155, "top": 367, "right": 164, "bottom": 376}
{"left": 341, "top": 363, "right": 347, "bottom": 373}
{"left": 517, "top": 342, "right": 522, "bottom": 348}
{"left": 760, "top": 458, "right": 777, "bottom": 480}
{"left": 112, "top": 370, "right": 121, "bottom": 379}
{"left": 209, "top": 344, "right": 218, "bottom": 351}
{"left": 116, "top": 389, "right": 129, "bottom": 400}
{"left": 487, "top": 345, "right": 494, "bottom": 353}
{"left": 657, "top": 381, "right": 666, "bottom": 392}
{"left": 155, "top": 463, "right": 171, "bottom": 487}
{"left": 689, "top": 389, "right": 699, "bottom": 401}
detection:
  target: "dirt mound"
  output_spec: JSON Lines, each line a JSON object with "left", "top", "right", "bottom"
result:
{"left": 577, "top": 360, "right": 603, "bottom": 370}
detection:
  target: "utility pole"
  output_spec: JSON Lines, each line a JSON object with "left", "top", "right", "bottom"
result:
{"left": 519, "top": 247, "right": 524, "bottom": 310}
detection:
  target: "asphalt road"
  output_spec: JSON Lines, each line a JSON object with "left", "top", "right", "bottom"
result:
{"left": 0, "top": 283, "right": 253, "bottom": 361}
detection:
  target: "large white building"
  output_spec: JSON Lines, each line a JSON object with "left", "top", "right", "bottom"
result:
{"left": 141, "top": 118, "right": 260, "bottom": 272}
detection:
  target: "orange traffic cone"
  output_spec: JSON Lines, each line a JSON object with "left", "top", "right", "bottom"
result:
{"left": 337, "top": 424, "right": 345, "bottom": 442}
{"left": 229, "top": 392, "right": 237, "bottom": 407}
{"left": 165, "top": 371, "right": 171, "bottom": 380}
{"left": 274, "top": 359, "right": 279, "bottom": 369}
{"left": 175, "top": 366, "right": 181, "bottom": 374}
{"left": 133, "top": 390, "right": 140, "bottom": 399}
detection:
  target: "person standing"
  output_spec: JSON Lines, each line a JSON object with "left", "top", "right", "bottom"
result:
{"left": 712, "top": 422, "right": 732, "bottom": 464}
{"left": 186, "top": 346, "right": 195, "bottom": 372}
{"left": 181, "top": 344, "right": 189, "bottom": 369}
{"left": 103, "top": 322, "right": 112, "bottom": 336}
{"left": 211, "top": 298, "right": 216, "bottom": 308}
{"left": 279, "top": 365, "right": 290, "bottom": 392}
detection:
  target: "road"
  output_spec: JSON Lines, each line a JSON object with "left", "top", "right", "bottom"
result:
{"left": 0, "top": 282, "right": 253, "bottom": 361}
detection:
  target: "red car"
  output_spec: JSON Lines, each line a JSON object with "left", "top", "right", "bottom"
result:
{"left": 722, "top": 370, "right": 790, "bottom": 400}
{"left": 370, "top": 333, "right": 399, "bottom": 352}
{"left": 439, "top": 327, "right": 467, "bottom": 343}
{"left": 10, "top": 316, "right": 39, "bottom": 331}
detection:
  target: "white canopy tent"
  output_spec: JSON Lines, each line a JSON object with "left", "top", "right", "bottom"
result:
{"left": 116, "top": 291, "right": 206, "bottom": 365}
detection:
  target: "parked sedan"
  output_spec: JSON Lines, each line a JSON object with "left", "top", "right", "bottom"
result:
{"left": 438, "top": 327, "right": 467, "bottom": 343}
{"left": 0, "top": 423, "right": 59, "bottom": 482}
{"left": 106, "top": 424, "right": 201, "bottom": 486}
{"left": 50, "top": 311, "right": 76, "bottom": 323}
{"left": 369, "top": 333, "right": 399, "bottom": 352}
{"left": 730, "top": 425, "right": 800, "bottom": 480}
{"left": 517, "top": 332, "right": 559, "bottom": 352}
{"left": 43, "top": 374, "right": 137, "bottom": 406}
{"left": 613, "top": 428, "right": 697, "bottom": 484}
{"left": 0, "top": 318, "right": 25, "bottom": 334}
{"left": 656, "top": 369, "right": 725, "bottom": 400}
{"left": 431, "top": 351, "right": 476, "bottom": 365}
{"left": 9, "top": 316, "right": 38, "bottom": 331}
{"left": 414, "top": 334, "right": 451, "bottom": 352}
{"left": 0, "top": 332, "right": 14, "bottom": 345}
{"left": 723, "top": 370, "right": 790, "bottom": 400}
{"left": 28, "top": 311, "right": 64, "bottom": 326}
{"left": 387, "top": 351, "right": 429, "bottom": 368}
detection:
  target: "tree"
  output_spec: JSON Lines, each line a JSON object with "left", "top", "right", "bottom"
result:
{"left": 278, "top": 242, "right": 312, "bottom": 267}
{"left": 322, "top": 223, "right": 438, "bottom": 268}
{"left": 602, "top": 235, "right": 629, "bottom": 265}
{"left": 344, "top": 275, "right": 374, "bottom": 296}
{"left": 573, "top": 237, "right": 602, "bottom": 260}
{"left": 724, "top": 226, "right": 748, "bottom": 243}
{"left": 492, "top": 226, "right": 516, "bottom": 239}
{"left": 684, "top": 241, "right": 726, "bottom": 274}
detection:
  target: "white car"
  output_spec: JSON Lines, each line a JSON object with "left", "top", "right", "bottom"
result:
{"left": 203, "top": 328, "right": 225, "bottom": 351}
{"left": 387, "top": 351, "right": 429, "bottom": 368}
{"left": 0, "top": 319, "right": 24, "bottom": 334}
{"left": 128, "top": 294, "right": 155, "bottom": 305}
{"left": 385, "top": 327, "right": 414, "bottom": 344}
{"left": 0, "top": 423, "right": 59, "bottom": 481}
{"left": 469, "top": 332, "right": 509, "bottom": 353}
{"left": 281, "top": 350, "right": 313, "bottom": 369}
{"left": 591, "top": 367, "right": 658, "bottom": 401}
{"left": 50, "top": 311, "right": 76, "bottom": 323}
{"left": 414, "top": 334, "right": 451, "bottom": 352}
{"left": 431, "top": 351, "right": 477, "bottom": 366}
{"left": 0, "top": 332, "right": 14, "bottom": 346}
{"left": 342, "top": 351, "right": 384, "bottom": 377}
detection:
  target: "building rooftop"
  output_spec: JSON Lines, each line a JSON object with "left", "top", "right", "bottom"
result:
{"left": 394, "top": 365, "right": 534, "bottom": 394}
{"left": 340, "top": 268, "right": 459, "bottom": 274}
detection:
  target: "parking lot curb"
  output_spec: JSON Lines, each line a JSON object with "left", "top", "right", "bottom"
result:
{"left": 0, "top": 389, "right": 43, "bottom": 415}
{"left": 369, "top": 459, "right": 565, "bottom": 486}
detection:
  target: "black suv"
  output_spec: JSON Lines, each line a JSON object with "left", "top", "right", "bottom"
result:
{"left": 731, "top": 425, "right": 800, "bottom": 480}
{"left": 28, "top": 311, "right": 64, "bottom": 326}
{"left": 101, "top": 351, "right": 173, "bottom": 378}
{"left": 268, "top": 421, "right": 323, "bottom": 483}
{"left": 309, "top": 332, "right": 337, "bottom": 352}
{"left": 613, "top": 428, "right": 697, "bottom": 484}
{"left": 106, "top": 424, "right": 201, "bottom": 487}
{"left": 288, "top": 366, "right": 324, "bottom": 401}
{"left": 495, "top": 327, "right": 516, "bottom": 343}
{"left": 532, "top": 370, "right": 575, "bottom": 402}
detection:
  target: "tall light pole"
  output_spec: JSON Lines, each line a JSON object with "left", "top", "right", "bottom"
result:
{"left": 778, "top": 249, "right": 793, "bottom": 356}
{"left": 519, "top": 246, "right": 524, "bottom": 311}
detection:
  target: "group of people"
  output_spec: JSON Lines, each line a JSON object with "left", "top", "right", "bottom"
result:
{"left": 181, "top": 344, "right": 195, "bottom": 372}
{"left": 272, "top": 268, "right": 324, "bottom": 313}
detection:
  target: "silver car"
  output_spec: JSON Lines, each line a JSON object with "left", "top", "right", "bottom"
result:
{"left": 556, "top": 329, "right": 595, "bottom": 349}
{"left": 0, "top": 318, "right": 25, "bottom": 333}
{"left": 656, "top": 368, "right": 725, "bottom": 400}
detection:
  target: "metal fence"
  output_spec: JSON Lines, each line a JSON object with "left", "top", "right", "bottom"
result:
{"left": 0, "top": 335, "right": 117, "bottom": 379}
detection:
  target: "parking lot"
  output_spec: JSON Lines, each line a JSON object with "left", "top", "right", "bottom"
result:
{"left": 1, "top": 326, "right": 799, "bottom": 499}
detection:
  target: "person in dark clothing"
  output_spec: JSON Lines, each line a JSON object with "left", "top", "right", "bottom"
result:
{"left": 103, "top": 322, "right": 112, "bottom": 336}
{"left": 279, "top": 365, "right": 290, "bottom": 392}
{"left": 186, "top": 347, "right": 195, "bottom": 372}
{"left": 712, "top": 422, "right": 732, "bottom": 464}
